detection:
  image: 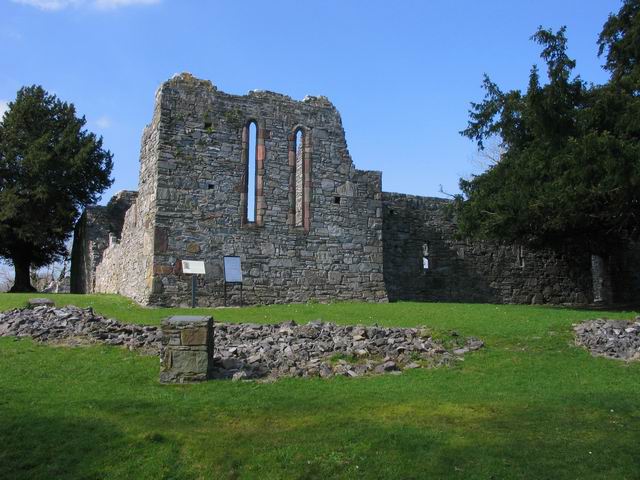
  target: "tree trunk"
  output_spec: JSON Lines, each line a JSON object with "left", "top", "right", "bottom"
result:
{"left": 9, "top": 257, "right": 36, "bottom": 293}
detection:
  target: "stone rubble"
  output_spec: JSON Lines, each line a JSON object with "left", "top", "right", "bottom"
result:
{"left": 574, "top": 318, "right": 640, "bottom": 361}
{"left": 0, "top": 305, "right": 161, "bottom": 353}
{"left": 0, "top": 305, "right": 485, "bottom": 380}
{"left": 212, "top": 321, "right": 483, "bottom": 381}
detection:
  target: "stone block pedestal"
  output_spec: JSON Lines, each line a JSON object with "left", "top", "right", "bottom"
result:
{"left": 160, "top": 315, "right": 213, "bottom": 383}
{"left": 28, "top": 298, "right": 55, "bottom": 308}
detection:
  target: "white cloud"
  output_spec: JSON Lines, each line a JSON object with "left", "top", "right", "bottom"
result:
{"left": 11, "top": 0, "right": 160, "bottom": 10}
{"left": 11, "top": 0, "right": 82, "bottom": 10}
{"left": 0, "top": 100, "right": 9, "bottom": 122}
{"left": 94, "top": 0, "right": 160, "bottom": 9}
{"left": 95, "top": 115, "right": 112, "bottom": 128}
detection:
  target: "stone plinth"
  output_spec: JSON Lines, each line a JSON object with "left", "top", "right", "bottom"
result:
{"left": 160, "top": 315, "right": 213, "bottom": 383}
{"left": 28, "top": 298, "right": 55, "bottom": 308}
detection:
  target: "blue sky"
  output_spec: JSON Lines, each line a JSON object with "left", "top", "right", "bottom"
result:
{"left": 0, "top": 0, "right": 623, "bottom": 204}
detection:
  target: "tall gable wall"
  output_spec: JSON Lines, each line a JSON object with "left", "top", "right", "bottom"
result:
{"left": 88, "top": 73, "right": 387, "bottom": 306}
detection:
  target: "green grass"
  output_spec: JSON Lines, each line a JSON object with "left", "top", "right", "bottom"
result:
{"left": 1, "top": 293, "right": 640, "bottom": 479}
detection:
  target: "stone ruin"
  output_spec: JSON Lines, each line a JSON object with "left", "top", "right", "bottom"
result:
{"left": 70, "top": 73, "right": 640, "bottom": 307}
{"left": 574, "top": 318, "right": 640, "bottom": 361}
{"left": 0, "top": 304, "right": 484, "bottom": 382}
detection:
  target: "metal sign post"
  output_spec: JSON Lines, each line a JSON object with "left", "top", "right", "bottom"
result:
{"left": 191, "top": 275, "right": 197, "bottom": 308}
{"left": 223, "top": 256, "right": 243, "bottom": 307}
{"left": 181, "top": 260, "right": 206, "bottom": 308}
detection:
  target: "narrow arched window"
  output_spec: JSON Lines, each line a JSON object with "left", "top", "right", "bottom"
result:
{"left": 288, "top": 126, "right": 311, "bottom": 231}
{"left": 242, "top": 121, "right": 258, "bottom": 224}
{"left": 295, "top": 129, "right": 304, "bottom": 227}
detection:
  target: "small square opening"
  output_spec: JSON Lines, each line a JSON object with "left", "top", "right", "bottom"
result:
{"left": 334, "top": 196, "right": 341, "bottom": 204}
{"left": 207, "top": 183, "right": 215, "bottom": 190}
{"left": 204, "top": 121, "right": 212, "bottom": 130}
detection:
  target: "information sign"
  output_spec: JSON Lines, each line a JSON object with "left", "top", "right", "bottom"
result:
{"left": 182, "top": 260, "right": 206, "bottom": 275}
{"left": 223, "top": 256, "right": 243, "bottom": 283}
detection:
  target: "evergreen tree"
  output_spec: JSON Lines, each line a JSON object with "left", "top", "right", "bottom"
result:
{"left": 455, "top": 0, "right": 640, "bottom": 260}
{"left": 0, "top": 86, "right": 113, "bottom": 292}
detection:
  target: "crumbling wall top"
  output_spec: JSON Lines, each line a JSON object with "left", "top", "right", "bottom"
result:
{"left": 166, "top": 72, "right": 217, "bottom": 91}
{"left": 158, "top": 72, "right": 337, "bottom": 111}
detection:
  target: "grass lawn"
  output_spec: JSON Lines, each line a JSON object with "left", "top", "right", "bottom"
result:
{"left": 1, "top": 293, "right": 640, "bottom": 479}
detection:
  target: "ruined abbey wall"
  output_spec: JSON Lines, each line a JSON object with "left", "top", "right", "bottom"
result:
{"left": 70, "top": 206, "right": 110, "bottom": 294}
{"left": 72, "top": 73, "right": 640, "bottom": 307}
{"left": 70, "top": 190, "right": 138, "bottom": 294}
{"left": 95, "top": 93, "right": 164, "bottom": 303}
{"left": 93, "top": 195, "right": 152, "bottom": 304}
{"left": 73, "top": 74, "right": 386, "bottom": 306}
{"left": 382, "top": 193, "right": 594, "bottom": 304}
{"left": 71, "top": 91, "right": 162, "bottom": 301}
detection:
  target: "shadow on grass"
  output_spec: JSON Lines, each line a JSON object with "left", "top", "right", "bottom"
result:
{"left": 239, "top": 395, "right": 640, "bottom": 480}
{"left": 0, "top": 407, "right": 194, "bottom": 480}
{"left": 557, "top": 302, "right": 640, "bottom": 313}
{"left": 76, "top": 389, "right": 640, "bottom": 479}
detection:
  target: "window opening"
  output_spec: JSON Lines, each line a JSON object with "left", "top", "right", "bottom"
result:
{"left": 516, "top": 245, "right": 525, "bottom": 268}
{"left": 423, "top": 242, "right": 430, "bottom": 271}
{"left": 246, "top": 121, "right": 257, "bottom": 223}
{"left": 295, "top": 129, "right": 304, "bottom": 227}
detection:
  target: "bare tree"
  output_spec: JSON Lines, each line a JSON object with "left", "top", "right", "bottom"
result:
{"left": 470, "top": 136, "right": 505, "bottom": 171}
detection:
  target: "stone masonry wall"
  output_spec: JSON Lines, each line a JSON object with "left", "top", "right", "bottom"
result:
{"left": 382, "top": 193, "right": 594, "bottom": 304}
{"left": 70, "top": 206, "right": 110, "bottom": 294}
{"left": 93, "top": 195, "right": 153, "bottom": 304}
{"left": 72, "top": 87, "right": 162, "bottom": 299}
{"left": 147, "top": 74, "right": 386, "bottom": 306}
{"left": 90, "top": 73, "right": 387, "bottom": 306}
{"left": 70, "top": 191, "right": 138, "bottom": 294}
{"left": 75, "top": 73, "right": 637, "bottom": 307}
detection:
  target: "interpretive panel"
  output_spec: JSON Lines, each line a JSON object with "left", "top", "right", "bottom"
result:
{"left": 223, "top": 256, "right": 242, "bottom": 283}
{"left": 182, "top": 260, "right": 206, "bottom": 275}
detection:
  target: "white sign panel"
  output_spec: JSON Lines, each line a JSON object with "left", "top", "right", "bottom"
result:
{"left": 182, "top": 260, "right": 206, "bottom": 275}
{"left": 223, "top": 256, "right": 243, "bottom": 283}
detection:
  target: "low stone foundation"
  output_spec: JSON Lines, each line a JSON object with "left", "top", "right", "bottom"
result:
{"left": 0, "top": 305, "right": 484, "bottom": 381}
